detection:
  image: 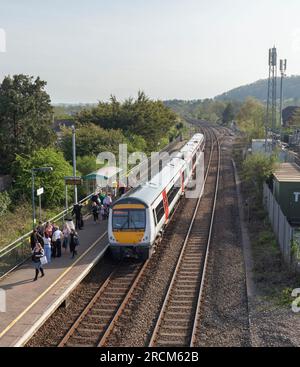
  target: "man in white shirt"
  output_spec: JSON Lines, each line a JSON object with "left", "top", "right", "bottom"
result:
{"left": 52, "top": 226, "right": 63, "bottom": 258}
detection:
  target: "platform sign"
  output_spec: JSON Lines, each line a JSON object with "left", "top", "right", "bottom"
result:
{"left": 65, "top": 176, "right": 83, "bottom": 185}
{"left": 37, "top": 187, "right": 44, "bottom": 196}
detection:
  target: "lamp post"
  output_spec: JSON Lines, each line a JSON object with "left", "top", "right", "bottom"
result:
{"left": 279, "top": 59, "right": 287, "bottom": 129}
{"left": 31, "top": 167, "right": 53, "bottom": 229}
{"left": 72, "top": 125, "right": 78, "bottom": 204}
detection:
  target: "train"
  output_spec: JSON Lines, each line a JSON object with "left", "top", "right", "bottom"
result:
{"left": 108, "top": 134, "right": 205, "bottom": 260}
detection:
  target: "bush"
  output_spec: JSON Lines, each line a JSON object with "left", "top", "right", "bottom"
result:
{"left": 242, "top": 153, "right": 278, "bottom": 196}
{"left": 0, "top": 191, "right": 11, "bottom": 217}
{"left": 77, "top": 155, "right": 98, "bottom": 176}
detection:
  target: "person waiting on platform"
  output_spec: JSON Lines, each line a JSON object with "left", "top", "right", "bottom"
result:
{"left": 52, "top": 225, "right": 63, "bottom": 258}
{"left": 91, "top": 202, "right": 99, "bottom": 223}
{"left": 69, "top": 229, "right": 79, "bottom": 259}
{"left": 103, "top": 193, "right": 112, "bottom": 208}
{"left": 62, "top": 221, "right": 71, "bottom": 252}
{"left": 30, "top": 229, "right": 44, "bottom": 250}
{"left": 43, "top": 233, "right": 52, "bottom": 263}
{"left": 72, "top": 203, "right": 83, "bottom": 230}
{"left": 32, "top": 242, "right": 45, "bottom": 281}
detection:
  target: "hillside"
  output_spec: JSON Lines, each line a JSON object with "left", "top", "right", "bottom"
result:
{"left": 215, "top": 75, "right": 300, "bottom": 103}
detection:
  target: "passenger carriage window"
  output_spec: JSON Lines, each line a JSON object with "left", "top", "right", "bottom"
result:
{"left": 153, "top": 209, "right": 157, "bottom": 226}
{"left": 155, "top": 200, "right": 165, "bottom": 223}
{"left": 167, "top": 180, "right": 181, "bottom": 205}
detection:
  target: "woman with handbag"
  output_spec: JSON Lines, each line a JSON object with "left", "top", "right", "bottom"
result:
{"left": 32, "top": 242, "right": 46, "bottom": 281}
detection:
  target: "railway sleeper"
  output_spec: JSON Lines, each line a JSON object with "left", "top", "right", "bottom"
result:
{"left": 162, "top": 319, "right": 192, "bottom": 327}
{"left": 156, "top": 335, "right": 189, "bottom": 344}
{"left": 160, "top": 325, "right": 191, "bottom": 333}
{"left": 89, "top": 309, "right": 115, "bottom": 316}
{"left": 102, "top": 290, "right": 127, "bottom": 295}
{"left": 85, "top": 314, "right": 112, "bottom": 320}
{"left": 158, "top": 331, "right": 190, "bottom": 338}
{"left": 65, "top": 343, "right": 95, "bottom": 348}
{"left": 173, "top": 284, "right": 198, "bottom": 290}
{"left": 155, "top": 340, "right": 185, "bottom": 347}
{"left": 166, "top": 306, "right": 194, "bottom": 313}
{"left": 75, "top": 328, "right": 104, "bottom": 336}
{"left": 172, "top": 291, "right": 195, "bottom": 296}
{"left": 68, "top": 335, "right": 99, "bottom": 343}
{"left": 93, "top": 302, "right": 120, "bottom": 310}
{"left": 80, "top": 321, "right": 108, "bottom": 329}
{"left": 101, "top": 292, "right": 126, "bottom": 299}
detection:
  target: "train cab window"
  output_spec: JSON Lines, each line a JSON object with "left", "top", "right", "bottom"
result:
{"left": 129, "top": 210, "right": 146, "bottom": 230}
{"left": 113, "top": 209, "right": 146, "bottom": 230}
{"left": 113, "top": 210, "right": 129, "bottom": 230}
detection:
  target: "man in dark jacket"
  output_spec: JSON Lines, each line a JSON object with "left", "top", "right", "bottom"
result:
{"left": 72, "top": 204, "right": 83, "bottom": 230}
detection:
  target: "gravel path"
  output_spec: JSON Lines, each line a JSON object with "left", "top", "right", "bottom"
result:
{"left": 250, "top": 298, "right": 300, "bottom": 347}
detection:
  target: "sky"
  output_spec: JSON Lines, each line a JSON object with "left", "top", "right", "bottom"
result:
{"left": 1, "top": 0, "right": 300, "bottom": 103}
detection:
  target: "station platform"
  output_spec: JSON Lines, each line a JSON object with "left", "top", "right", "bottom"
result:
{"left": 0, "top": 216, "right": 109, "bottom": 347}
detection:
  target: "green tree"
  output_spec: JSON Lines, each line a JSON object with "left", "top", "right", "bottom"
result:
{"left": 60, "top": 124, "right": 127, "bottom": 161}
{"left": 242, "top": 153, "right": 278, "bottom": 196}
{"left": 237, "top": 97, "right": 265, "bottom": 141}
{"left": 222, "top": 103, "right": 235, "bottom": 125}
{"left": 0, "top": 74, "right": 55, "bottom": 174}
{"left": 76, "top": 155, "right": 98, "bottom": 176}
{"left": 0, "top": 191, "right": 11, "bottom": 217}
{"left": 11, "top": 148, "right": 74, "bottom": 207}
{"left": 76, "top": 91, "right": 178, "bottom": 151}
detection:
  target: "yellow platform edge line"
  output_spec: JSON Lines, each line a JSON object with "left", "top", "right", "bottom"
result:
{"left": 0, "top": 231, "right": 108, "bottom": 340}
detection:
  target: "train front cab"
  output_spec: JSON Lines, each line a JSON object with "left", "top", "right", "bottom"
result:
{"left": 109, "top": 201, "right": 152, "bottom": 260}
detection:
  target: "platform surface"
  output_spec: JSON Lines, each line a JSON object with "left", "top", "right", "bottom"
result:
{"left": 0, "top": 216, "right": 109, "bottom": 347}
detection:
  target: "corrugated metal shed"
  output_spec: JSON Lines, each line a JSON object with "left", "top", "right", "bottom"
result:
{"left": 273, "top": 163, "right": 300, "bottom": 224}
{"left": 273, "top": 163, "right": 300, "bottom": 182}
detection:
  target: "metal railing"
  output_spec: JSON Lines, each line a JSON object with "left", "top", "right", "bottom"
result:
{"left": 0, "top": 136, "right": 183, "bottom": 280}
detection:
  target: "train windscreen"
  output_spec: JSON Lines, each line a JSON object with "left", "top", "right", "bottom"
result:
{"left": 113, "top": 209, "right": 146, "bottom": 230}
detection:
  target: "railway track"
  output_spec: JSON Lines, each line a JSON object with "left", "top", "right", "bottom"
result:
{"left": 149, "top": 128, "right": 220, "bottom": 347}
{"left": 58, "top": 260, "right": 148, "bottom": 347}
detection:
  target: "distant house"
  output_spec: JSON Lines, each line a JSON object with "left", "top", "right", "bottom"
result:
{"left": 52, "top": 119, "right": 75, "bottom": 134}
{"left": 282, "top": 106, "right": 300, "bottom": 127}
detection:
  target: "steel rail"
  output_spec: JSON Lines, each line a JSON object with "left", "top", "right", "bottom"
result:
{"left": 149, "top": 127, "right": 219, "bottom": 347}
{"left": 190, "top": 128, "right": 221, "bottom": 347}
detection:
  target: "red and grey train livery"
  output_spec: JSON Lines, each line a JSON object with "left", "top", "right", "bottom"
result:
{"left": 108, "top": 134, "right": 205, "bottom": 260}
